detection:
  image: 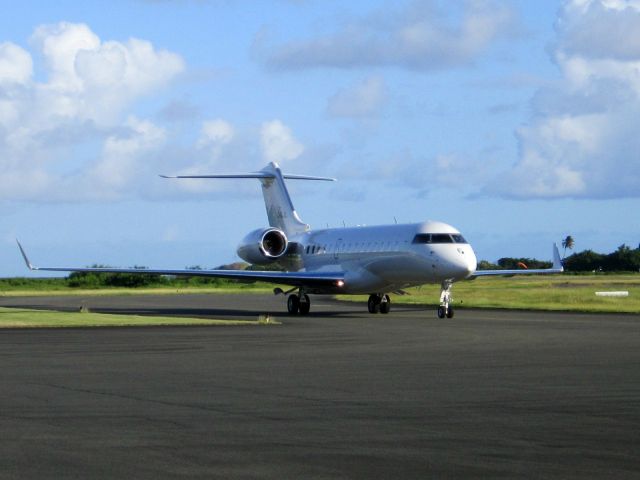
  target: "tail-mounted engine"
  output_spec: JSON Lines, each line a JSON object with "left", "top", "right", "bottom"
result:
{"left": 237, "top": 227, "right": 289, "bottom": 265}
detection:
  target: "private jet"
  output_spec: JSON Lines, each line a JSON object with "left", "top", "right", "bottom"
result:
{"left": 18, "top": 162, "right": 563, "bottom": 318}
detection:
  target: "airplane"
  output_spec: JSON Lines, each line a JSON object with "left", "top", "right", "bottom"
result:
{"left": 17, "top": 161, "right": 563, "bottom": 318}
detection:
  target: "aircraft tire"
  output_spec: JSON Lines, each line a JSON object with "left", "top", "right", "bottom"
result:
{"left": 379, "top": 295, "right": 391, "bottom": 314}
{"left": 446, "top": 306, "right": 454, "bottom": 318}
{"left": 437, "top": 306, "right": 446, "bottom": 319}
{"left": 367, "top": 295, "right": 380, "bottom": 314}
{"left": 287, "top": 294, "right": 300, "bottom": 314}
{"left": 299, "top": 294, "right": 311, "bottom": 315}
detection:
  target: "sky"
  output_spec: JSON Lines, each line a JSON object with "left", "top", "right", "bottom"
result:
{"left": 1, "top": 0, "right": 639, "bottom": 276}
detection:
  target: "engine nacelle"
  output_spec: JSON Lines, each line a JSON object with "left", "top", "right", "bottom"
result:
{"left": 237, "top": 227, "right": 289, "bottom": 265}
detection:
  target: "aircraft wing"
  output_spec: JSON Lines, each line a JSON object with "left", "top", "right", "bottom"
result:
{"left": 470, "top": 243, "right": 564, "bottom": 277}
{"left": 17, "top": 241, "right": 344, "bottom": 288}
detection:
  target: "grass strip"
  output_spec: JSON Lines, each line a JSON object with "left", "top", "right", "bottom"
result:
{"left": 0, "top": 307, "right": 278, "bottom": 328}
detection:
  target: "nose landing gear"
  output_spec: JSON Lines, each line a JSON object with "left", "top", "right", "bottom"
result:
{"left": 438, "top": 281, "right": 454, "bottom": 318}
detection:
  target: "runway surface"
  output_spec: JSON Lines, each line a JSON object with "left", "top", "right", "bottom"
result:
{"left": 1, "top": 293, "right": 639, "bottom": 479}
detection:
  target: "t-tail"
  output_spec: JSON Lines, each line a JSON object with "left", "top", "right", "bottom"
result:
{"left": 160, "top": 162, "right": 335, "bottom": 236}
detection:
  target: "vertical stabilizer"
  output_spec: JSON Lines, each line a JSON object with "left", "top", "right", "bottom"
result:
{"left": 259, "top": 163, "right": 309, "bottom": 235}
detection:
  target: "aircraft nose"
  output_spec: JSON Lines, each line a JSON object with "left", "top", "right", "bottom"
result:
{"left": 456, "top": 246, "right": 477, "bottom": 277}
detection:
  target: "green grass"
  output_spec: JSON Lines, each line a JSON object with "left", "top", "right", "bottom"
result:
{"left": 340, "top": 274, "right": 640, "bottom": 313}
{"left": 0, "top": 307, "right": 278, "bottom": 328}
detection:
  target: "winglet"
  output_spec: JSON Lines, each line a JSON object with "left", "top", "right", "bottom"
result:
{"left": 16, "top": 240, "right": 37, "bottom": 271}
{"left": 552, "top": 242, "right": 564, "bottom": 272}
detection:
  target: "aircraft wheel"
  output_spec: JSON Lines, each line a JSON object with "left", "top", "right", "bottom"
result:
{"left": 379, "top": 295, "right": 391, "bottom": 314}
{"left": 287, "top": 294, "right": 300, "bottom": 314}
{"left": 437, "top": 306, "right": 446, "bottom": 319}
{"left": 367, "top": 294, "right": 380, "bottom": 314}
{"left": 446, "top": 306, "right": 454, "bottom": 318}
{"left": 299, "top": 294, "right": 311, "bottom": 315}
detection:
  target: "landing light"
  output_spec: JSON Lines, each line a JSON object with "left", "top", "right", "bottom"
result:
{"left": 336, "top": 280, "right": 345, "bottom": 287}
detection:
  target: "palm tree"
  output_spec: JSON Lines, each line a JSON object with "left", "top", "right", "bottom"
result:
{"left": 562, "top": 235, "right": 575, "bottom": 259}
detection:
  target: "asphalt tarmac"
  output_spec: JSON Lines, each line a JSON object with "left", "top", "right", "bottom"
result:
{"left": 1, "top": 293, "right": 639, "bottom": 479}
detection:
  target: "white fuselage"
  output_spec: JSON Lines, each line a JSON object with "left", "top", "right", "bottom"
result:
{"left": 288, "top": 221, "right": 477, "bottom": 294}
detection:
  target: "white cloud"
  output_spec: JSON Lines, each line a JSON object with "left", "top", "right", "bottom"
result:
{"left": 161, "top": 118, "right": 309, "bottom": 195}
{"left": 31, "top": 22, "right": 100, "bottom": 90}
{"left": 86, "top": 116, "right": 167, "bottom": 196}
{"left": 260, "top": 0, "right": 514, "bottom": 71}
{"left": 559, "top": 0, "right": 640, "bottom": 61}
{"left": 376, "top": 150, "right": 499, "bottom": 195}
{"left": 172, "top": 118, "right": 238, "bottom": 192}
{"left": 260, "top": 119, "right": 304, "bottom": 164}
{"left": 198, "top": 119, "right": 234, "bottom": 148}
{"left": 489, "top": 0, "right": 640, "bottom": 199}
{"left": 0, "top": 22, "right": 185, "bottom": 201}
{"left": 0, "top": 42, "right": 33, "bottom": 85}
{"left": 327, "top": 77, "right": 386, "bottom": 118}
{"left": 27, "top": 22, "right": 185, "bottom": 125}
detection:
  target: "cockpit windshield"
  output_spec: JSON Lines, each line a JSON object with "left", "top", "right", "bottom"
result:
{"left": 412, "top": 233, "right": 467, "bottom": 244}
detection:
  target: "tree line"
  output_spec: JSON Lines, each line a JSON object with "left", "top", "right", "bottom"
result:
{"left": 65, "top": 264, "right": 243, "bottom": 288}
{"left": 479, "top": 243, "right": 640, "bottom": 273}
{"left": 562, "top": 245, "right": 640, "bottom": 272}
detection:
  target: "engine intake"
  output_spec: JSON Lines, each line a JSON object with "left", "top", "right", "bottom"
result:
{"left": 237, "top": 228, "right": 289, "bottom": 265}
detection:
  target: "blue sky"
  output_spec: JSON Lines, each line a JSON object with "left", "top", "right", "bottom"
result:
{"left": 1, "top": 0, "right": 639, "bottom": 276}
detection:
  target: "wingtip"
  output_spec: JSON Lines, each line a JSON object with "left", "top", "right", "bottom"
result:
{"left": 552, "top": 242, "right": 564, "bottom": 272}
{"left": 16, "top": 239, "right": 36, "bottom": 270}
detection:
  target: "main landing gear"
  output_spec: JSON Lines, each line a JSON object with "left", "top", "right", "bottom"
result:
{"left": 438, "top": 280, "right": 454, "bottom": 319}
{"left": 274, "top": 287, "right": 311, "bottom": 315}
{"left": 367, "top": 294, "right": 391, "bottom": 314}
{"left": 286, "top": 290, "right": 311, "bottom": 315}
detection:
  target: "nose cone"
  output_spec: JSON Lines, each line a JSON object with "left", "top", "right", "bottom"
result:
{"left": 455, "top": 245, "right": 477, "bottom": 278}
{"left": 465, "top": 247, "right": 478, "bottom": 276}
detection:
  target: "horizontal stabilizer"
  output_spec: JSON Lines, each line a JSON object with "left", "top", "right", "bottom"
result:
{"left": 160, "top": 173, "right": 336, "bottom": 182}
{"left": 161, "top": 162, "right": 334, "bottom": 235}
